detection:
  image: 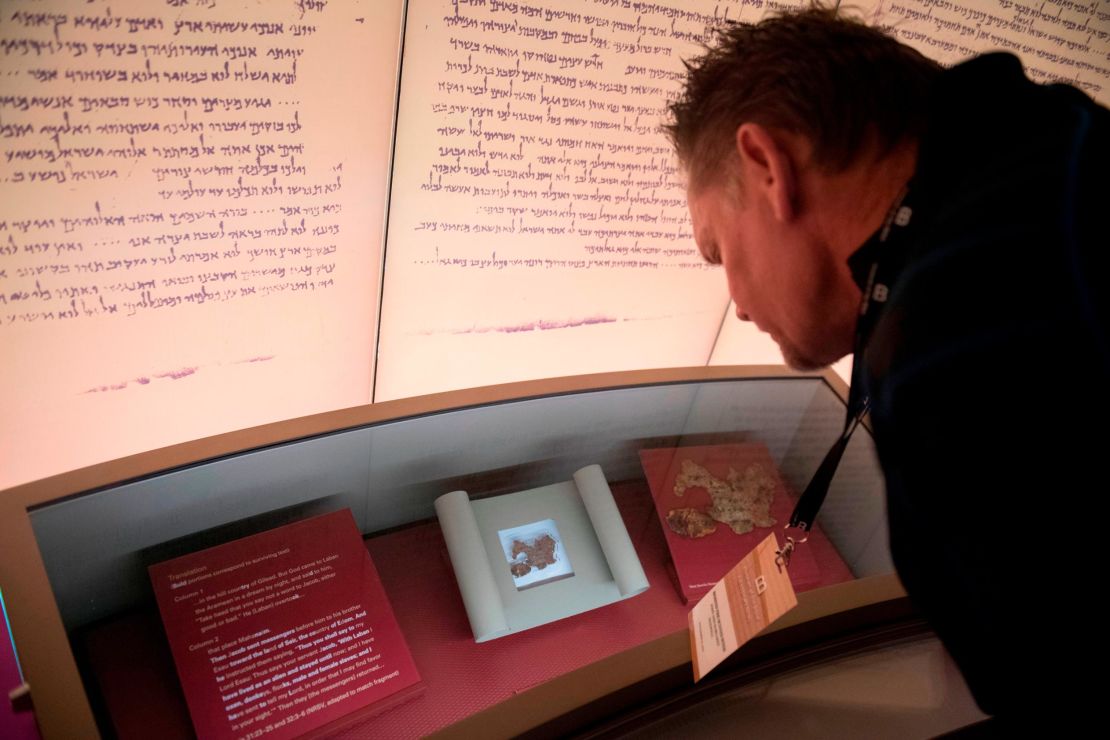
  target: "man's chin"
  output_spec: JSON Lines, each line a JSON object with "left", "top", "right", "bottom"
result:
{"left": 778, "top": 342, "right": 841, "bottom": 373}
{"left": 783, "top": 355, "right": 829, "bottom": 372}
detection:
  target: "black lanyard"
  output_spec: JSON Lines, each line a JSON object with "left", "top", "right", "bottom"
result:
{"left": 782, "top": 185, "right": 915, "bottom": 553}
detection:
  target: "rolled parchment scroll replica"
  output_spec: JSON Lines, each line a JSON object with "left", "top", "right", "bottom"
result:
{"left": 435, "top": 464, "right": 649, "bottom": 642}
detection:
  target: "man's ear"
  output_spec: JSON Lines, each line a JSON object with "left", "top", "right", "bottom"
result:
{"left": 735, "top": 123, "right": 798, "bottom": 222}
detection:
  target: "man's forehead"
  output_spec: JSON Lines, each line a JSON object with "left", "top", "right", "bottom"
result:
{"left": 685, "top": 188, "right": 722, "bottom": 265}
{"left": 686, "top": 180, "right": 728, "bottom": 222}
{"left": 685, "top": 186, "right": 707, "bottom": 234}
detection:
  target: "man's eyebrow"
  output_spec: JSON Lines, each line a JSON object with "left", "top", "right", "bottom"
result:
{"left": 700, "top": 240, "right": 721, "bottom": 265}
{"left": 692, "top": 224, "right": 720, "bottom": 265}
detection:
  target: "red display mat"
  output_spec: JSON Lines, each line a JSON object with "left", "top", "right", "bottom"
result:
{"left": 640, "top": 444, "right": 854, "bottom": 604}
{"left": 81, "top": 480, "right": 858, "bottom": 738}
{"left": 148, "top": 510, "right": 421, "bottom": 740}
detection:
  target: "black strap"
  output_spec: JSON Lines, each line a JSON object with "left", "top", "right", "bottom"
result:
{"left": 788, "top": 346, "right": 871, "bottom": 532}
{"left": 787, "top": 185, "right": 913, "bottom": 533}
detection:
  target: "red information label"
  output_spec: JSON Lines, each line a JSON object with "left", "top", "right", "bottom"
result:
{"left": 149, "top": 510, "right": 420, "bottom": 740}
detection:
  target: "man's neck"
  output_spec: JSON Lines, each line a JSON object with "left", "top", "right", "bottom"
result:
{"left": 808, "top": 139, "right": 919, "bottom": 262}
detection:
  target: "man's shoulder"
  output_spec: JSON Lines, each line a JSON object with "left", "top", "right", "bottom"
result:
{"left": 930, "top": 51, "right": 1104, "bottom": 114}
{"left": 907, "top": 51, "right": 1107, "bottom": 288}
{"left": 867, "top": 53, "right": 1109, "bottom": 393}
{"left": 916, "top": 52, "right": 1109, "bottom": 201}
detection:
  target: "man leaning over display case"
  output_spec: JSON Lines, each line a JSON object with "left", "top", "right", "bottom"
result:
{"left": 665, "top": 5, "right": 1108, "bottom": 731}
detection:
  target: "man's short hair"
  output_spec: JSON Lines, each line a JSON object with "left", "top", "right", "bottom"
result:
{"left": 666, "top": 5, "right": 942, "bottom": 189}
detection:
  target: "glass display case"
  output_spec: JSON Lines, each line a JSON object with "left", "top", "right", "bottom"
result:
{"left": 0, "top": 366, "right": 907, "bottom": 739}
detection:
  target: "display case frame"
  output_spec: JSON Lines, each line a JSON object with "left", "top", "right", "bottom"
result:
{"left": 0, "top": 365, "right": 904, "bottom": 739}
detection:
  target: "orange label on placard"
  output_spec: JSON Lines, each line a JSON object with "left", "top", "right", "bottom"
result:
{"left": 689, "top": 532, "right": 797, "bottom": 681}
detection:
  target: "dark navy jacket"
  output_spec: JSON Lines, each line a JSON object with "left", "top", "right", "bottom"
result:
{"left": 849, "top": 53, "right": 1108, "bottom": 721}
